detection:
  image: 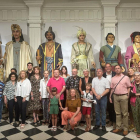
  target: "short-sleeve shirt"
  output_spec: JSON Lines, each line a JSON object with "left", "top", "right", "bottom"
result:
{"left": 92, "top": 77, "right": 110, "bottom": 95}
{"left": 66, "top": 99, "right": 81, "bottom": 112}
{"left": 47, "top": 77, "right": 65, "bottom": 100}
{"left": 81, "top": 91, "right": 93, "bottom": 107}
{"left": 111, "top": 74, "right": 131, "bottom": 95}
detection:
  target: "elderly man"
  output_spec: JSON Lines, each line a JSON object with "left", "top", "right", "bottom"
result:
{"left": 110, "top": 65, "right": 131, "bottom": 136}
{"left": 66, "top": 69, "right": 81, "bottom": 95}
{"left": 92, "top": 68, "right": 110, "bottom": 131}
{"left": 47, "top": 69, "right": 65, "bottom": 127}
{"left": 103, "top": 63, "right": 116, "bottom": 128}
{"left": 79, "top": 69, "right": 93, "bottom": 126}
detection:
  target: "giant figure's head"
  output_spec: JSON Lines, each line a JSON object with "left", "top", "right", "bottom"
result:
{"left": 106, "top": 33, "right": 115, "bottom": 43}
{"left": 11, "top": 24, "right": 24, "bottom": 42}
{"left": 77, "top": 27, "right": 86, "bottom": 42}
{"left": 130, "top": 32, "right": 140, "bottom": 43}
{"left": 45, "top": 26, "right": 55, "bottom": 41}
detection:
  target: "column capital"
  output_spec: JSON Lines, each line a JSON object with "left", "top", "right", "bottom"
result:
{"left": 23, "top": 0, "right": 44, "bottom": 7}
{"left": 101, "top": 0, "right": 120, "bottom": 7}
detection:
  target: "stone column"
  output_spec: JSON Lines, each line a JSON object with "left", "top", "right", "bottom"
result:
{"left": 23, "top": 0, "right": 44, "bottom": 66}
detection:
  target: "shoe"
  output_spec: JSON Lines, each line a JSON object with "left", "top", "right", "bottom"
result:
{"left": 93, "top": 125, "right": 100, "bottom": 130}
{"left": 113, "top": 123, "right": 116, "bottom": 130}
{"left": 123, "top": 131, "right": 128, "bottom": 136}
{"left": 102, "top": 126, "right": 106, "bottom": 131}
{"left": 15, "top": 121, "right": 19, "bottom": 125}
{"left": 129, "top": 124, "right": 134, "bottom": 131}
{"left": 51, "top": 126, "right": 55, "bottom": 131}
{"left": 85, "top": 126, "right": 89, "bottom": 132}
{"left": 106, "top": 121, "right": 113, "bottom": 127}
{"left": 53, "top": 126, "right": 57, "bottom": 131}
{"left": 134, "top": 128, "right": 137, "bottom": 133}
{"left": 60, "top": 125, "right": 64, "bottom": 128}
{"left": 113, "top": 129, "right": 122, "bottom": 133}
{"left": 10, "top": 122, "right": 14, "bottom": 126}
{"left": 48, "top": 123, "right": 52, "bottom": 128}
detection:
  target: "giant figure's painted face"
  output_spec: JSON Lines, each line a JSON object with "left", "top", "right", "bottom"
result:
{"left": 134, "top": 35, "right": 140, "bottom": 43}
{"left": 12, "top": 30, "right": 20, "bottom": 40}
{"left": 107, "top": 35, "right": 115, "bottom": 43}
{"left": 46, "top": 32, "right": 54, "bottom": 41}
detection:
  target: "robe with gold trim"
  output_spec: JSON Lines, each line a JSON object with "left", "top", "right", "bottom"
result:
{"left": 37, "top": 42, "right": 63, "bottom": 77}
{"left": 4, "top": 41, "right": 32, "bottom": 79}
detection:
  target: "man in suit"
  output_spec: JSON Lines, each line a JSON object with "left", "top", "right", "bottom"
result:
{"left": 103, "top": 63, "right": 116, "bottom": 129}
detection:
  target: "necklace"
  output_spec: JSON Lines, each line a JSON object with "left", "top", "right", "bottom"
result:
{"left": 46, "top": 42, "right": 54, "bottom": 52}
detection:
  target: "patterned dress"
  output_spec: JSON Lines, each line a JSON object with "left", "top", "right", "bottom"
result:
{"left": 28, "top": 75, "right": 42, "bottom": 111}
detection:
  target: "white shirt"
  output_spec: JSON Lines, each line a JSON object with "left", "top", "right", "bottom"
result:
{"left": 81, "top": 91, "right": 93, "bottom": 107}
{"left": 15, "top": 78, "right": 31, "bottom": 101}
{"left": 92, "top": 77, "right": 110, "bottom": 95}
{"left": 39, "top": 78, "right": 49, "bottom": 98}
{"left": 106, "top": 72, "right": 112, "bottom": 84}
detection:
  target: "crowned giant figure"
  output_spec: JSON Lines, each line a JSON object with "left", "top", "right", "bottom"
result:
{"left": 3, "top": 24, "right": 32, "bottom": 79}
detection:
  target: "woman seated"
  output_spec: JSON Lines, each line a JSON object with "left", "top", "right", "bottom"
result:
{"left": 60, "top": 88, "right": 82, "bottom": 130}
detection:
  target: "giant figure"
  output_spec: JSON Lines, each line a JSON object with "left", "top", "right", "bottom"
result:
{"left": 99, "top": 33, "right": 125, "bottom": 72}
{"left": 36, "top": 27, "right": 63, "bottom": 77}
{"left": 125, "top": 32, "right": 140, "bottom": 70}
{"left": 71, "top": 28, "right": 95, "bottom": 77}
{"left": 3, "top": 24, "right": 32, "bottom": 79}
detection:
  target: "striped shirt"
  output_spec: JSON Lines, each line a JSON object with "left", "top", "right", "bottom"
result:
{"left": 0, "top": 81, "right": 4, "bottom": 101}
{"left": 3, "top": 81, "right": 16, "bottom": 100}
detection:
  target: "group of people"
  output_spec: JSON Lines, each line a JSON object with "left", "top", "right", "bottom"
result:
{"left": 0, "top": 23, "right": 140, "bottom": 138}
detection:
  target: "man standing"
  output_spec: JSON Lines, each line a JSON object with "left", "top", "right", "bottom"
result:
{"left": 110, "top": 65, "right": 131, "bottom": 136}
{"left": 47, "top": 69, "right": 65, "bottom": 127}
{"left": 103, "top": 63, "right": 116, "bottom": 128}
{"left": 92, "top": 68, "right": 110, "bottom": 131}
{"left": 4, "top": 24, "right": 32, "bottom": 79}
{"left": 36, "top": 27, "right": 63, "bottom": 77}
{"left": 26, "top": 62, "right": 34, "bottom": 80}
{"left": 66, "top": 69, "right": 80, "bottom": 95}
{"left": 99, "top": 33, "right": 125, "bottom": 72}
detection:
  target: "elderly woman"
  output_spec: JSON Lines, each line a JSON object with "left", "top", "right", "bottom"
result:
{"left": 60, "top": 88, "right": 82, "bottom": 130}
{"left": 15, "top": 70, "right": 31, "bottom": 129}
{"left": 130, "top": 72, "right": 140, "bottom": 138}
{"left": 127, "top": 68, "right": 135, "bottom": 131}
{"left": 3, "top": 72, "right": 18, "bottom": 125}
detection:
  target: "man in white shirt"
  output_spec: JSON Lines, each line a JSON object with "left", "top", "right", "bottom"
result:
{"left": 92, "top": 68, "right": 110, "bottom": 131}
{"left": 39, "top": 70, "right": 49, "bottom": 125}
{"left": 103, "top": 63, "right": 116, "bottom": 128}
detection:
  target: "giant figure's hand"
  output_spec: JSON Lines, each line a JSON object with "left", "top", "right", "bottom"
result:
{"left": 36, "top": 56, "right": 41, "bottom": 61}
{"left": 101, "top": 62, "right": 106, "bottom": 67}
{"left": 121, "top": 66, "right": 125, "bottom": 72}
{"left": 92, "top": 62, "right": 96, "bottom": 68}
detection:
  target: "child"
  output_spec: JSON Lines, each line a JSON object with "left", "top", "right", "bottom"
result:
{"left": 48, "top": 87, "right": 62, "bottom": 131}
{"left": 81, "top": 83, "right": 93, "bottom": 132}
{"left": 39, "top": 70, "right": 50, "bottom": 125}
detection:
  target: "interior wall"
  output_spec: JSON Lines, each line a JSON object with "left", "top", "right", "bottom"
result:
{"left": 45, "top": 22, "right": 101, "bottom": 74}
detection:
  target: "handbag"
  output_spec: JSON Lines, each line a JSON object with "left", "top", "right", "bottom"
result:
{"left": 111, "top": 75, "right": 125, "bottom": 103}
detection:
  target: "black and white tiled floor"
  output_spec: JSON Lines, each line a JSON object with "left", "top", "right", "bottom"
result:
{"left": 0, "top": 119, "right": 139, "bottom": 140}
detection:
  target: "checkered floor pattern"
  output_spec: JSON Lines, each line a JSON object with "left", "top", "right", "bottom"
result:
{"left": 0, "top": 119, "right": 138, "bottom": 140}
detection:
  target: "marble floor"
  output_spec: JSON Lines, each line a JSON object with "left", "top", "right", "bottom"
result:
{"left": 0, "top": 118, "right": 139, "bottom": 140}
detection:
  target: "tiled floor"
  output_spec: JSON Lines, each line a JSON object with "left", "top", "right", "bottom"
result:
{"left": 0, "top": 119, "right": 138, "bottom": 140}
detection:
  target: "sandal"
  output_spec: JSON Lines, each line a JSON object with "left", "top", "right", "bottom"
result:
{"left": 136, "top": 134, "right": 140, "bottom": 138}
{"left": 51, "top": 126, "right": 55, "bottom": 131}
{"left": 20, "top": 124, "right": 25, "bottom": 129}
{"left": 53, "top": 126, "right": 57, "bottom": 131}
{"left": 85, "top": 126, "right": 89, "bottom": 132}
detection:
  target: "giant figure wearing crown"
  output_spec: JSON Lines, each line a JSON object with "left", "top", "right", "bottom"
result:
{"left": 125, "top": 32, "right": 140, "bottom": 70}
{"left": 3, "top": 24, "right": 32, "bottom": 79}
{"left": 36, "top": 27, "right": 63, "bottom": 77}
{"left": 71, "top": 27, "right": 95, "bottom": 77}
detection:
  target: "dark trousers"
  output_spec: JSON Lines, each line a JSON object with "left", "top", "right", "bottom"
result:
{"left": 15, "top": 96, "right": 28, "bottom": 124}
{"left": 59, "top": 100, "right": 65, "bottom": 125}
{"left": 107, "top": 93, "right": 116, "bottom": 123}
{"left": 8, "top": 99, "right": 15, "bottom": 123}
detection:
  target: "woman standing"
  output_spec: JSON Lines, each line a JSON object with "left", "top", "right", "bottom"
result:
{"left": 61, "top": 66, "right": 70, "bottom": 82}
{"left": 15, "top": 70, "right": 31, "bottom": 129}
{"left": 61, "top": 89, "right": 82, "bottom": 130}
{"left": 28, "top": 66, "right": 42, "bottom": 125}
{"left": 130, "top": 72, "right": 140, "bottom": 138}
{"left": 3, "top": 73, "right": 17, "bottom": 125}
